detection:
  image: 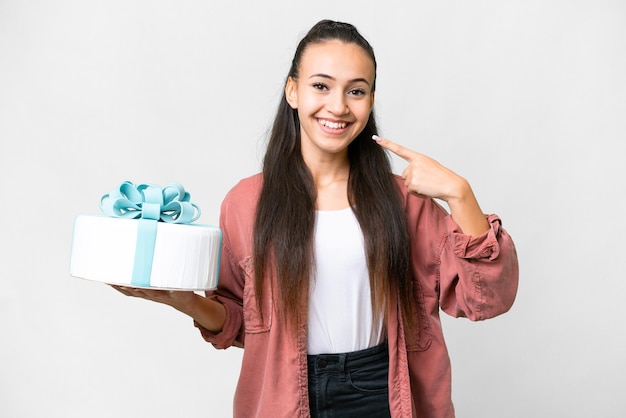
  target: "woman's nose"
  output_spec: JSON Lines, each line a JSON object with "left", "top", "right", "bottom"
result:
{"left": 325, "top": 92, "right": 349, "bottom": 115}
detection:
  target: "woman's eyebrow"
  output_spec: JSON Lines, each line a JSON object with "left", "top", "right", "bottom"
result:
{"left": 309, "top": 73, "right": 371, "bottom": 86}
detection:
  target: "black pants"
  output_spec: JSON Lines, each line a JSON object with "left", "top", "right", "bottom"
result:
{"left": 307, "top": 341, "right": 391, "bottom": 418}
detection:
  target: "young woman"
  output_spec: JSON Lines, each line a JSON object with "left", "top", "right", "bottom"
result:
{"left": 114, "top": 19, "right": 519, "bottom": 418}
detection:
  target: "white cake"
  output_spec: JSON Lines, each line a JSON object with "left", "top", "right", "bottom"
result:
{"left": 70, "top": 214, "right": 221, "bottom": 290}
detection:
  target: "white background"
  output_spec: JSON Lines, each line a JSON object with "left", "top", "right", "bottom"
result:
{"left": 1, "top": 1, "right": 625, "bottom": 417}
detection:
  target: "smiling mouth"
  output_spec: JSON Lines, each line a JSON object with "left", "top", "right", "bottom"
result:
{"left": 318, "top": 118, "right": 349, "bottom": 130}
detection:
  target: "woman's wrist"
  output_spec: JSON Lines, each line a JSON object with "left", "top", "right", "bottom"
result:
{"left": 176, "top": 293, "right": 226, "bottom": 333}
{"left": 445, "top": 180, "right": 490, "bottom": 237}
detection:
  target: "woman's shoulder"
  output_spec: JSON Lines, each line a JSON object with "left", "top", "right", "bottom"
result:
{"left": 229, "top": 172, "right": 263, "bottom": 194}
{"left": 221, "top": 172, "right": 262, "bottom": 213}
{"left": 392, "top": 174, "right": 407, "bottom": 196}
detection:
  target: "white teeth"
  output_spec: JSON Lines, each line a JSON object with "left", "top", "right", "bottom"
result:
{"left": 319, "top": 119, "right": 347, "bottom": 129}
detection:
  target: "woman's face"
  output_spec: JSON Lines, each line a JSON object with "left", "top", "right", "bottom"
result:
{"left": 286, "top": 40, "right": 375, "bottom": 161}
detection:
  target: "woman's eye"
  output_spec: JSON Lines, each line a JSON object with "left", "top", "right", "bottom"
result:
{"left": 349, "top": 88, "right": 366, "bottom": 96}
{"left": 312, "top": 83, "right": 328, "bottom": 91}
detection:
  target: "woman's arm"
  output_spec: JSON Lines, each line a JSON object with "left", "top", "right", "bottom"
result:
{"left": 111, "top": 286, "right": 226, "bottom": 333}
{"left": 377, "top": 135, "right": 518, "bottom": 319}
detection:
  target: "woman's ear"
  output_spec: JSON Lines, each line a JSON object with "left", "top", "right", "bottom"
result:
{"left": 285, "top": 77, "right": 298, "bottom": 109}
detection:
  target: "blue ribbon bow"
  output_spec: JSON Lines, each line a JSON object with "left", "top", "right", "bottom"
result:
{"left": 100, "top": 181, "right": 201, "bottom": 287}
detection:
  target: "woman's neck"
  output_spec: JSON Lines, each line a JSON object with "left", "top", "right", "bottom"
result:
{"left": 309, "top": 164, "right": 351, "bottom": 211}
{"left": 301, "top": 147, "right": 351, "bottom": 211}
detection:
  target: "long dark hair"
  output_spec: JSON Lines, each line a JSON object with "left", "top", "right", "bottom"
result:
{"left": 254, "top": 19, "right": 414, "bottom": 332}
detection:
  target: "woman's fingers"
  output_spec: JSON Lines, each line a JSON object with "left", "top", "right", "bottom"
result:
{"left": 373, "top": 134, "right": 464, "bottom": 201}
{"left": 372, "top": 135, "right": 416, "bottom": 162}
{"left": 109, "top": 284, "right": 193, "bottom": 306}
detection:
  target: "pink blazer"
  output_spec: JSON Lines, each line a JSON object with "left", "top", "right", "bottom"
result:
{"left": 195, "top": 173, "right": 519, "bottom": 417}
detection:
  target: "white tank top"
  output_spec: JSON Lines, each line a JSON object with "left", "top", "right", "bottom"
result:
{"left": 307, "top": 207, "right": 384, "bottom": 355}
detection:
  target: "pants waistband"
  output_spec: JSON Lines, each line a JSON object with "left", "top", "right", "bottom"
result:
{"left": 307, "top": 341, "right": 388, "bottom": 373}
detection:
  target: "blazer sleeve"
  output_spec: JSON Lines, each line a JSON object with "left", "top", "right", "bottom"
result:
{"left": 193, "top": 187, "right": 248, "bottom": 349}
{"left": 437, "top": 211, "right": 519, "bottom": 321}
